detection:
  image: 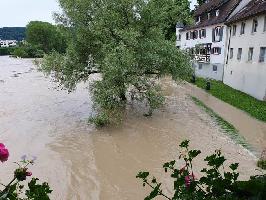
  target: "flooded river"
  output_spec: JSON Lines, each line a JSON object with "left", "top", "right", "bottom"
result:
{"left": 0, "top": 56, "right": 264, "bottom": 199}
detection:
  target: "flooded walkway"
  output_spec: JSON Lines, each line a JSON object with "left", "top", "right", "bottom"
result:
{"left": 186, "top": 83, "right": 266, "bottom": 154}
{"left": 0, "top": 56, "right": 264, "bottom": 199}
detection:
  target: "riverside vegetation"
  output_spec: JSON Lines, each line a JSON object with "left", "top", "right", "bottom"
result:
{"left": 0, "top": 143, "right": 52, "bottom": 199}
{"left": 137, "top": 140, "right": 266, "bottom": 200}
{"left": 40, "top": 0, "right": 194, "bottom": 126}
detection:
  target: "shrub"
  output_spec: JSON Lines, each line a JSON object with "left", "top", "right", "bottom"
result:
{"left": 137, "top": 140, "right": 265, "bottom": 200}
{"left": 0, "top": 142, "right": 52, "bottom": 199}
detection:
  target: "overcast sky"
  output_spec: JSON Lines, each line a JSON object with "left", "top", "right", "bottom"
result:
{"left": 0, "top": 0, "right": 197, "bottom": 27}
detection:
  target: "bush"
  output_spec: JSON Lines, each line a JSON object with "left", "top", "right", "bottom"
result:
{"left": 0, "top": 142, "right": 52, "bottom": 199}
{"left": 12, "top": 44, "right": 44, "bottom": 58}
{"left": 137, "top": 140, "right": 265, "bottom": 200}
{"left": 0, "top": 47, "right": 15, "bottom": 56}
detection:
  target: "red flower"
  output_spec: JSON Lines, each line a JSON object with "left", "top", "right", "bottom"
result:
{"left": 0, "top": 143, "right": 9, "bottom": 163}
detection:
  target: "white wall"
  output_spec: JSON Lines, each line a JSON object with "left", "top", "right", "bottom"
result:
{"left": 179, "top": 23, "right": 228, "bottom": 80}
{"left": 224, "top": 14, "right": 266, "bottom": 100}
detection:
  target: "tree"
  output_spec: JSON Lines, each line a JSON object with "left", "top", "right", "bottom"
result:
{"left": 41, "top": 0, "right": 193, "bottom": 126}
{"left": 146, "top": 0, "right": 193, "bottom": 41}
{"left": 26, "top": 21, "right": 66, "bottom": 54}
{"left": 197, "top": 0, "right": 205, "bottom": 7}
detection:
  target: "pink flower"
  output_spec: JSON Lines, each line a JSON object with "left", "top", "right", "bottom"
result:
{"left": 0, "top": 143, "right": 5, "bottom": 149}
{"left": 26, "top": 171, "right": 32, "bottom": 176}
{"left": 0, "top": 146, "right": 9, "bottom": 163}
{"left": 185, "top": 174, "right": 195, "bottom": 188}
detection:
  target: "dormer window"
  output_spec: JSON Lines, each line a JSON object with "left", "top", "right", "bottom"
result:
{"left": 196, "top": 16, "right": 201, "bottom": 23}
{"left": 216, "top": 10, "right": 219, "bottom": 17}
{"left": 207, "top": 13, "right": 211, "bottom": 19}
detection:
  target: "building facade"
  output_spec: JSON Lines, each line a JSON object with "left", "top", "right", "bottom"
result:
{"left": 177, "top": 0, "right": 242, "bottom": 81}
{"left": 0, "top": 40, "right": 17, "bottom": 47}
{"left": 224, "top": 0, "right": 266, "bottom": 100}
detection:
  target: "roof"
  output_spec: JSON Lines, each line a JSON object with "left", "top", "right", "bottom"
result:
{"left": 181, "top": 0, "right": 241, "bottom": 31}
{"left": 194, "top": 0, "right": 229, "bottom": 16}
{"left": 226, "top": 0, "right": 266, "bottom": 24}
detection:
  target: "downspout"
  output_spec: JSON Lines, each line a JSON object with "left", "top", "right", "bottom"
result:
{"left": 223, "top": 25, "right": 232, "bottom": 82}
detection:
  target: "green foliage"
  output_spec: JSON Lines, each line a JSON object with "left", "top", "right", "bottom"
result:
{"left": 40, "top": 0, "right": 193, "bottom": 126}
{"left": 191, "top": 96, "right": 253, "bottom": 151}
{"left": 26, "top": 21, "right": 67, "bottom": 54}
{"left": 0, "top": 159, "right": 52, "bottom": 200}
{"left": 145, "top": 0, "right": 193, "bottom": 41}
{"left": 25, "top": 178, "right": 52, "bottom": 200}
{"left": 137, "top": 140, "right": 266, "bottom": 200}
{"left": 197, "top": 0, "right": 205, "bottom": 7}
{"left": 193, "top": 78, "right": 266, "bottom": 122}
{"left": 0, "top": 47, "right": 15, "bottom": 56}
{"left": 12, "top": 43, "right": 44, "bottom": 58}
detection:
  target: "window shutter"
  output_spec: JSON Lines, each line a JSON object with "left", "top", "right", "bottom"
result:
{"left": 219, "top": 27, "right": 224, "bottom": 41}
{"left": 218, "top": 47, "right": 221, "bottom": 54}
{"left": 212, "top": 28, "right": 215, "bottom": 42}
{"left": 211, "top": 48, "right": 214, "bottom": 54}
{"left": 199, "top": 30, "right": 202, "bottom": 38}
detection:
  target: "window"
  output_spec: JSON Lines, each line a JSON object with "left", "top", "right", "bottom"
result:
{"left": 240, "top": 22, "right": 245, "bottom": 35}
{"left": 207, "top": 13, "right": 211, "bottom": 20}
{"left": 190, "top": 31, "right": 194, "bottom": 39}
{"left": 232, "top": 25, "right": 237, "bottom": 36}
{"left": 252, "top": 19, "right": 258, "bottom": 33}
{"left": 237, "top": 48, "right": 242, "bottom": 60}
{"left": 186, "top": 32, "right": 190, "bottom": 40}
{"left": 213, "top": 26, "right": 223, "bottom": 42}
{"left": 199, "top": 29, "right": 206, "bottom": 38}
{"left": 196, "top": 16, "right": 201, "bottom": 23}
{"left": 213, "top": 65, "right": 218, "bottom": 72}
{"left": 193, "top": 30, "right": 198, "bottom": 39}
{"left": 263, "top": 16, "right": 266, "bottom": 32}
{"left": 212, "top": 47, "right": 221, "bottom": 54}
{"left": 216, "top": 10, "right": 219, "bottom": 17}
{"left": 259, "top": 47, "right": 266, "bottom": 62}
{"left": 199, "top": 64, "right": 203, "bottom": 70}
{"left": 248, "top": 48, "right": 254, "bottom": 61}
{"left": 230, "top": 48, "right": 234, "bottom": 59}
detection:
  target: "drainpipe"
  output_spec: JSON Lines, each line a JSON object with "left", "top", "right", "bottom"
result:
{"left": 223, "top": 25, "right": 232, "bottom": 82}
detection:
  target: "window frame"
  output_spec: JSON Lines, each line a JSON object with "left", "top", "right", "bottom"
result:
{"left": 252, "top": 19, "right": 258, "bottom": 33}
{"left": 232, "top": 25, "right": 237, "bottom": 36}
{"left": 259, "top": 47, "right": 266, "bottom": 62}
{"left": 237, "top": 48, "right": 242, "bottom": 61}
{"left": 248, "top": 47, "right": 254, "bottom": 61}
{"left": 229, "top": 48, "right": 234, "bottom": 59}
{"left": 240, "top": 22, "right": 245, "bottom": 35}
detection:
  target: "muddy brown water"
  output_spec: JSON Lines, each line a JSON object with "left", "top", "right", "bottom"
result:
{"left": 0, "top": 56, "right": 264, "bottom": 199}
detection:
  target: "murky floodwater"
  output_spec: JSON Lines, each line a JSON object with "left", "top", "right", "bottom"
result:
{"left": 0, "top": 56, "right": 264, "bottom": 200}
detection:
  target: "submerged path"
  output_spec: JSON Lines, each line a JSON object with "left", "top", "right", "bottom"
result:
{"left": 0, "top": 56, "right": 264, "bottom": 199}
{"left": 186, "top": 83, "right": 266, "bottom": 155}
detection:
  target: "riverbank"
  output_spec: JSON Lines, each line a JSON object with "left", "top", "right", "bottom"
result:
{"left": 0, "top": 56, "right": 263, "bottom": 199}
{"left": 192, "top": 78, "right": 266, "bottom": 122}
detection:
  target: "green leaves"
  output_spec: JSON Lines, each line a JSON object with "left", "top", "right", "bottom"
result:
{"left": 41, "top": 0, "right": 193, "bottom": 126}
{"left": 137, "top": 140, "right": 262, "bottom": 200}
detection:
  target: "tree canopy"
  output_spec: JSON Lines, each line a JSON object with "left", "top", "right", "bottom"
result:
{"left": 26, "top": 21, "right": 66, "bottom": 54}
{"left": 41, "top": 0, "right": 193, "bottom": 126}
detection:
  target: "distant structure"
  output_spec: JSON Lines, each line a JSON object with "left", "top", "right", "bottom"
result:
{"left": 177, "top": 0, "right": 266, "bottom": 100}
{"left": 224, "top": 0, "right": 266, "bottom": 100}
{"left": 177, "top": 0, "right": 242, "bottom": 81}
{"left": 0, "top": 39, "right": 17, "bottom": 47}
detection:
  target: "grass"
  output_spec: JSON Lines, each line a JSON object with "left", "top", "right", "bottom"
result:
{"left": 192, "top": 78, "right": 266, "bottom": 122}
{"left": 191, "top": 96, "right": 253, "bottom": 152}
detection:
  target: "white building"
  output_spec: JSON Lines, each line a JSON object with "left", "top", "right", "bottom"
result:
{"left": 0, "top": 40, "right": 17, "bottom": 47}
{"left": 224, "top": 0, "right": 266, "bottom": 100}
{"left": 177, "top": 0, "right": 242, "bottom": 81}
